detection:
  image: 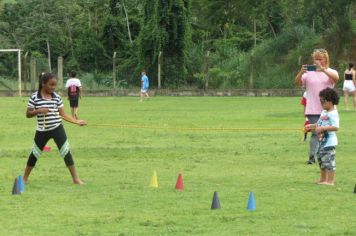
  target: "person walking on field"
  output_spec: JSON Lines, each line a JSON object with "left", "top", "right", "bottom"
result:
{"left": 342, "top": 63, "right": 356, "bottom": 111}
{"left": 140, "top": 70, "right": 150, "bottom": 102}
{"left": 24, "top": 72, "right": 87, "bottom": 185}
{"left": 295, "top": 48, "right": 339, "bottom": 165}
{"left": 65, "top": 70, "right": 82, "bottom": 119}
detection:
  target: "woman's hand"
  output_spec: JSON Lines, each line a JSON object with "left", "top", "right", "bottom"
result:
{"left": 315, "top": 61, "right": 326, "bottom": 72}
{"left": 305, "top": 124, "right": 316, "bottom": 131}
{"left": 77, "top": 120, "right": 87, "bottom": 126}
{"left": 26, "top": 107, "right": 49, "bottom": 118}
{"left": 59, "top": 107, "right": 87, "bottom": 126}
{"left": 37, "top": 107, "right": 50, "bottom": 114}
{"left": 295, "top": 65, "right": 307, "bottom": 86}
{"left": 301, "top": 65, "right": 308, "bottom": 73}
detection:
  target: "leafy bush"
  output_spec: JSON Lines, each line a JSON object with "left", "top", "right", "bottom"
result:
{"left": 79, "top": 73, "right": 113, "bottom": 90}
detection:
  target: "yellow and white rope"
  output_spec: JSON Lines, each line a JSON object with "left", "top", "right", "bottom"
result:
{"left": 90, "top": 123, "right": 301, "bottom": 132}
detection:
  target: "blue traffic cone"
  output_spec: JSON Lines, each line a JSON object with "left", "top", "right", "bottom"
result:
{"left": 211, "top": 191, "right": 221, "bottom": 209}
{"left": 12, "top": 177, "right": 21, "bottom": 195}
{"left": 18, "top": 175, "right": 25, "bottom": 193}
{"left": 247, "top": 192, "right": 256, "bottom": 211}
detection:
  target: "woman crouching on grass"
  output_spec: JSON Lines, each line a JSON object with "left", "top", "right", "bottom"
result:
{"left": 23, "top": 72, "right": 87, "bottom": 185}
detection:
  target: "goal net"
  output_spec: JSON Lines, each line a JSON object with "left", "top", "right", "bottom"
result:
{"left": 0, "top": 49, "right": 21, "bottom": 95}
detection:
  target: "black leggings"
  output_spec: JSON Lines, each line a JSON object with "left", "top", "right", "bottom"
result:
{"left": 27, "top": 124, "right": 74, "bottom": 167}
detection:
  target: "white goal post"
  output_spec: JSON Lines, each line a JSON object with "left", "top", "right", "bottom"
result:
{"left": 0, "top": 49, "right": 22, "bottom": 96}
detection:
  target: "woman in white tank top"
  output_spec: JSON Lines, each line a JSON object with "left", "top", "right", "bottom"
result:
{"left": 342, "top": 63, "right": 356, "bottom": 111}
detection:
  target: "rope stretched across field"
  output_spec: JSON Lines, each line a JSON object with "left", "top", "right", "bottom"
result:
{"left": 90, "top": 123, "right": 301, "bottom": 132}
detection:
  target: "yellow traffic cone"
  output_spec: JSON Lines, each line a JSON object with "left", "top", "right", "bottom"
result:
{"left": 149, "top": 171, "right": 158, "bottom": 188}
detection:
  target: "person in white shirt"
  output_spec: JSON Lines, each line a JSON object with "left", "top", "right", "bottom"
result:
{"left": 65, "top": 70, "right": 82, "bottom": 119}
{"left": 342, "top": 63, "right": 356, "bottom": 111}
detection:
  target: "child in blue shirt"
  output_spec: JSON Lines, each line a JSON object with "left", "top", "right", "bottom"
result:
{"left": 305, "top": 88, "right": 339, "bottom": 185}
{"left": 140, "top": 70, "right": 150, "bottom": 102}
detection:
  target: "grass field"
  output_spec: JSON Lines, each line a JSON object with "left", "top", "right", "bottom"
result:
{"left": 1, "top": 96, "right": 356, "bottom": 235}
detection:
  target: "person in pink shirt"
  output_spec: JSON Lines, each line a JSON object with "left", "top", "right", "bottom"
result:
{"left": 295, "top": 48, "right": 339, "bottom": 164}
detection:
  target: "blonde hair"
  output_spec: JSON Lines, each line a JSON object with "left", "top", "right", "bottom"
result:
{"left": 312, "top": 48, "right": 329, "bottom": 68}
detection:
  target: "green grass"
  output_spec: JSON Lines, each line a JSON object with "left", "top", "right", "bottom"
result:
{"left": 1, "top": 96, "right": 356, "bottom": 235}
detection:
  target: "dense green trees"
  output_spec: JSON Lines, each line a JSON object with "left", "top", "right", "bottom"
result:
{"left": 0, "top": 0, "right": 355, "bottom": 89}
{"left": 140, "top": 0, "right": 191, "bottom": 86}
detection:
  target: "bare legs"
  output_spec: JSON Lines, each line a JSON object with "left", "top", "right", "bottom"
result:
{"left": 316, "top": 169, "right": 335, "bottom": 186}
{"left": 140, "top": 92, "right": 150, "bottom": 102}
{"left": 344, "top": 91, "right": 349, "bottom": 110}
{"left": 344, "top": 91, "right": 356, "bottom": 111}
{"left": 315, "top": 169, "right": 326, "bottom": 184}
{"left": 23, "top": 165, "right": 84, "bottom": 185}
{"left": 23, "top": 165, "right": 34, "bottom": 183}
{"left": 70, "top": 107, "right": 78, "bottom": 119}
{"left": 326, "top": 171, "right": 335, "bottom": 185}
{"left": 68, "top": 165, "right": 85, "bottom": 185}
{"left": 353, "top": 91, "right": 356, "bottom": 111}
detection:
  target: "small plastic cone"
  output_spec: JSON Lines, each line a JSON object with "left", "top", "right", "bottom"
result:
{"left": 247, "top": 192, "right": 256, "bottom": 211}
{"left": 211, "top": 191, "right": 221, "bottom": 209}
{"left": 149, "top": 171, "right": 158, "bottom": 188}
{"left": 12, "top": 177, "right": 21, "bottom": 195}
{"left": 175, "top": 173, "right": 184, "bottom": 190}
{"left": 18, "top": 175, "right": 25, "bottom": 193}
{"left": 43, "top": 146, "right": 51, "bottom": 152}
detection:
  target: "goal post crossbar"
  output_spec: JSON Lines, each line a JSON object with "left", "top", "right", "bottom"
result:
{"left": 0, "top": 49, "right": 22, "bottom": 96}
{"left": 0, "top": 49, "right": 20, "bottom": 52}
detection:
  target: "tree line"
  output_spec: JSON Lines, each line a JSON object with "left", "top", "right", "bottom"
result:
{"left": 0, "top": 0, "right": 355, "bottom": 89}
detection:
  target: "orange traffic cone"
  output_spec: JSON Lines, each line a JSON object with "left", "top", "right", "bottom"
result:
{"left": 175, "top": 173, "right": 184, "bottom": 190}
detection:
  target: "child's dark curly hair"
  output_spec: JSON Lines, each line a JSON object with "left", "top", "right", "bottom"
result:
{"left": 319, "top": 88, "right": 339, "bottom": 105}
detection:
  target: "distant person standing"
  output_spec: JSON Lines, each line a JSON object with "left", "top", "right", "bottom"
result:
{"left": 140, "top": 70, "right": 150, "bottom": 102}
{"left": 295, "top": 48, "right": 339, "bottom": 164}
{"left": 342, "top": 63, "right": 356, "bottom": 111}
{"left": 65, "top": 70, "right": 82, "bottom": 119}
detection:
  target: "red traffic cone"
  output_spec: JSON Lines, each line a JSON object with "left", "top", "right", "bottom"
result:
{"left": 43, "top": 146, "right": 51, "bottom": 152}
{"left": 175, "top": 173, "right": 184, "bottom": 190}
